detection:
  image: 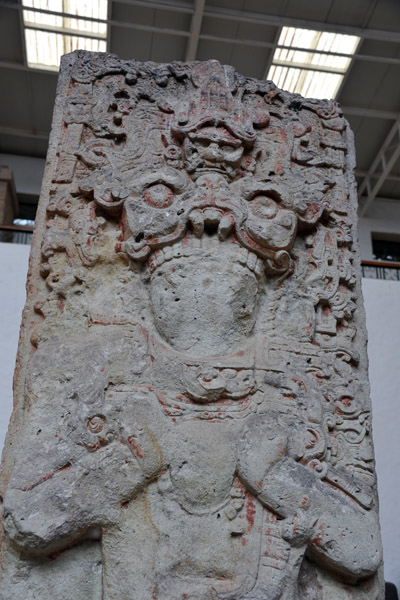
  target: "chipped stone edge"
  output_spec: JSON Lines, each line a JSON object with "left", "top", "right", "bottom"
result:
{"left": 344, "top": 122, "right": 385, "bottom": 600}
{"left": 0, "top": 52, "right": 76, "bottom": 549}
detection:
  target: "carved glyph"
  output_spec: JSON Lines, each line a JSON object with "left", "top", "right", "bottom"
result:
{"left": 0, "top": 52, "right": 383, "bottom": 599}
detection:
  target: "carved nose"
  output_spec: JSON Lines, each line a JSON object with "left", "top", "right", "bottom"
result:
{"left": 204, "top": 142, "right": 222, "bottom": 161}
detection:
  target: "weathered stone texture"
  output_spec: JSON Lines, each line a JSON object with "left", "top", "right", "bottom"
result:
{"left": 0, "top": 51, "right": 384, "bottom": 599}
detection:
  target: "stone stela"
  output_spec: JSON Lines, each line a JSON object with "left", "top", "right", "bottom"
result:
{"left": 0, "top": 52, "right": 384, "bottom": 599}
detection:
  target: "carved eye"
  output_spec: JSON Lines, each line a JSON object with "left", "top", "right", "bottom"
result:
{"left": 221, "top": 144, "right": 240, "bottom": 156}
{"left": 249, "top": 195, "right": 278, "bottom": 219}
{"left": 143, "top": 183, "right": 175, "bottom": 208}
{"left": 87, "top": 415, "right": 105, "bottom": 434}
{"left": 342, "top": 429, "right": 364, "bottom": 444}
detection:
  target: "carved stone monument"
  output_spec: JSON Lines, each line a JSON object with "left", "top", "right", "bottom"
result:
{"left": 0, "top": 52, "right": 384, "bottom": 599}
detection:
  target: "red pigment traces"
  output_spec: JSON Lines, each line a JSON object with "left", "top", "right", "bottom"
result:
{"left": 300, "top": 496, "right": 310, "bottom": 509}
{"left": 57, "top": 463, "right": 71, "bottom": 474}
{"left": 292, "top": 514, "right": 300, "bottom": 534}
{"left": 84, "top": 440, "right": 103, "bottom": 452}
{"left": 245, "top": 496, "right": 256, "bottom": 529}
{"left": 115, "top": 242, "right": 122, "bottom": 253}
{"left": 233, "top": 350, "right": 245, "bottom": 357}
{"left": 139, "top": 325, "right": 149, "bottom": 343}
{"left": 326, "top": 232, "right": 334, "bottom": 246}
{"left": 121, "top": 500, "right": 130, "bottom": 509}
{"left": 58, "top": 298, "right": 65, "bottom": 311}
{"left": 312, "top": 522, "right": 325, "bottom": 545}
{"left": 340, "top": 396, "right": 352, "bottom": 407}
{"left": 149, "top": 256, "right": 156, "bottom": 270}
{"left": 89, "top": 317, "right": 122, "bottom": 326}
{"left": 233, "top": 478, "right": 246, "bottom": 494}
{"left": 150, "top": 355, "right": 155, "bottom": 363}
{"left": 277, "top": 441, "right": 287, "bottom": 457}
{"left": 306, "top": 202, "right": 321, "bottom": 221}
{"left": 22, "top": 463, "right": 71, "bottom": 491}
{"left": 120, "top": 218, "right": 126, "bottom": 241}
{"left": 127, "top": 436, "right": 143, "bottom": 459}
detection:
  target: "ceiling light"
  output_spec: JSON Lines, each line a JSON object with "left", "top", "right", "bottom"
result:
{"left": 267, "top": 27, "right": 360, "bottom": 100}
{"left": 22, "top": 0, "right": 108, "bottom": 71}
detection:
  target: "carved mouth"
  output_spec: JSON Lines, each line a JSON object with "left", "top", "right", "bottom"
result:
{"left": 122, "top": 201, "right": 293, "bottom": 278}
{"left": 187, "top": 207, "right": 234, "bottom": 240}
{"left": 148, "top": 237, "right": 264, "bottom": 278}
{"left": 193, "top": 166, "right": 232, "bottom": 177}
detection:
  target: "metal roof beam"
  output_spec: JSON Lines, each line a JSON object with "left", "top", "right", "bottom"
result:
{"left": 0, "top": 1, "right": 190, "bottom": 37}
{"left": 356, "top": 170, "right": 400, "bottom": 183}
{"left": 1, "top": 0, "right": 194, "bottom": 14}
{"left": 202, "top": 6, "right": 400, "bottom": 44}
{"left": 0, "top": 126, "right": 49, "bottom": 141}
{"left": 113, "top": 0, "right": 193, "bottom": 13}
{"left": 199, "top": 33, "right": 400, "bottom": 66}
{"left": 24, "top": 24, "right": 105, "bottom": 40}
{"left": 358, "top": 119, "right": 400, "bottom": 196}
{"left": 185, "top": 0, "right": 205, "bottom": 60}
{"left": 0, "top": 60, "right": 58, "bottom": 73}
{"left": 341, "top": 107, "right": 400, "bottom": 120}
{"left": 270, "top": 59, "right": 345, "bottom": 74}
{"left": 359, "top": 119, "right": 400, "bottom": 217}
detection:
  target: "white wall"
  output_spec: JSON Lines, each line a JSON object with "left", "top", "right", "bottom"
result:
{"left": 0, "top": 244, "right": 399, "bottom": 590}
{"left": 363, "top": 278, "right": 400, "bottom": 592}
{"left": 0, "top": 244, "right": 29, "bottom": 453}
{"left": 359, "top": 198, "right": 400, "bottom": 260}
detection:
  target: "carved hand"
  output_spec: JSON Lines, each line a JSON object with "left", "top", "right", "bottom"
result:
{"left": 236, "top": 414, "right": 288, "bottom": 499}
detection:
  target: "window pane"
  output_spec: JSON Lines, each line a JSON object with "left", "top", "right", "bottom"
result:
{"left": 269, "top": 26, "right": 359, "bottom": 99}
{"left": 25, "top": 29, "right": 106, "bottom": 70}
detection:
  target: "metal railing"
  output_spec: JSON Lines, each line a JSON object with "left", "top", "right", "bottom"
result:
{"left": 362, "top": 260, "right": 400, "bottom": 281}
{"left": 0, "top": 225, "right": 33, "bottom": 245}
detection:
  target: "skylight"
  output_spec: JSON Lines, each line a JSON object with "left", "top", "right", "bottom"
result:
{"left": 267, "top": 27, "right": 360, "bottom": 100}
{"left": 22, "top": 0, "right": 108, "bottom": 71}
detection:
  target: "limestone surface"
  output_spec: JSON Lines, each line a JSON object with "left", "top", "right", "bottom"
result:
{"left": 0, "top": 51, "right": 384, "bottom": 599}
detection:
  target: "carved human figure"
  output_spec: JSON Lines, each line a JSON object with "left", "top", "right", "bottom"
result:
{"left": 1, "top": 56, "right": 383, "bottom": 600}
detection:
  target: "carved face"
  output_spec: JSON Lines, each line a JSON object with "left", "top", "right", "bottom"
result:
{"left": 121, "top": 169, "right": 297, "bottom": 276}
{"left": 183, "top": 126, "right": 244, "bottom": 178}
{"left": 118, "top": 168, "right": 299, "bottom": 354}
